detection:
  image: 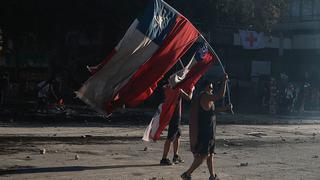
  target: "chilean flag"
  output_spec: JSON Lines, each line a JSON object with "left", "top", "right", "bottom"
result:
{"left": 143, "top": 43, "right": 215, "bottom": 141}
{"left": 76, "top": 0, "right": 199, "bottom": 114}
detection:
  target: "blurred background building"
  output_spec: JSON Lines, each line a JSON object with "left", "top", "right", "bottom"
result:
{"left": 0, "top": 0, "right": 319, "bottom": 113}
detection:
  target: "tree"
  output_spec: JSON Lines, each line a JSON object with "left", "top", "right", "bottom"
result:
{"left": 166, "top": 0, "right": 289, "bottom": 33}
{"left": 217, "top": 0, "right": 288, "bottom": 32}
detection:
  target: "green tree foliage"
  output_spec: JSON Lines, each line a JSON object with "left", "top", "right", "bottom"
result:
{"left": 167, "top": 0, "right": 289, "bottom": 32}
{"left": 218, "top": 0, "right": 288, "bottom": 31}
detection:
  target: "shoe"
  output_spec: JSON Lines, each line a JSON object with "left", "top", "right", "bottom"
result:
{"left": 173, "top": 154, "right": 184, "bottom": 164}
{"left": 181, "top": 172, "right": 191, "bottom": 180}
{"left": 209, "top": 174, "right": 219, "bottom": 180}
{"left": 160, "top": 158, "right": 173, "bottom": 166}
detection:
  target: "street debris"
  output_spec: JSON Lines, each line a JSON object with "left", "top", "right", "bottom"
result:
{"left": 224, "top": 139, "right": 244, "bottom": 146}
{"left": 231, "top": 142, "right": 244, "bottom": 146}
{"left": 149, "top": 177, "right": 164, "bottom": 180}
{"left": 40, "top": 148, "right": 46, "bottom": 154}
{"left": 240, "top": 162, "right": 248, "bottom": 166}
{"left": 280, "top": 136, "right": 286, "bottom": 142}
{"left": 81, "top": 135, "right": 93, "bottom": 138}
{"left": 245, "top": 132, "right": 267, "bottom": 138}
{"left": 232, "top": 155, "right": 239, "bottom": 159}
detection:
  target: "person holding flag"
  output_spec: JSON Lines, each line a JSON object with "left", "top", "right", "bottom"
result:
{"left": 160, "top": 83, "right": 195, "bottom": 165}
{"left": 181, "top": 73, "right": 231, "bottom": 180}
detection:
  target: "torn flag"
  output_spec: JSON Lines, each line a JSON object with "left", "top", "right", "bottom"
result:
{"left": 143, "top": 43, "right": 215, "bottom": 141}
{"left": 76, "top": 0, "right": 199, "bottom": 114}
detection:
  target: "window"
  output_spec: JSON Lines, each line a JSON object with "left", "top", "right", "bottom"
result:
{"left": 291, "top": 0, "right": 300, "bottom": 17}
{"left": 314, "top": 0, "right": 320, "bottom": 15}
{"left": 287, "top": 0, "right": 320, "bottom": 21}
{"left": 301, "top": 0, "right": 313, "bottom": 20}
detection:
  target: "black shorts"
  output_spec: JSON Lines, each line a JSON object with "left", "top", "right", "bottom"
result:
{"left": 167, "top": 114, "right": 181, "bottom": 141}
{"left": 195, "top": 139, "right": 216, "bottom": 155}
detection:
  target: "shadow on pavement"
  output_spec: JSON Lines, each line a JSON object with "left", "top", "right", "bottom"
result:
{"left": 0, "top": 164, "right": 161, "bottom": 175}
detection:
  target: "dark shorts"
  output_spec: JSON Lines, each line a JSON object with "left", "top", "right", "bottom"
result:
{"left": 167, "top": 114, "right": 181, "bottom": 141}
{"left": 195, "top": 139, "right": 215, "bottom": 155}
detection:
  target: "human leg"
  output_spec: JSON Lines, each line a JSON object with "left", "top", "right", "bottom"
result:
{"left": 173, "top": 136, "right": 184, "bottom": 163}
{"left": 162, "top": 114, "right": 179, "bottom": 165}
{"left": 37, "top": 98, "right": 45, "bottom": 113}
{"left": 162, "top": 139, "right": 171, "bottom": 159}
{"left": 44, "top": 97, "right": 49, "bottom": 113}
{"left": 181, "top": 154, "right": 207, "bottom": 178}
{"left": 173, "top": 136, "right": 180, "bottom": 155}
{"left": 160, "top": 139, "right": 173, "bottom": 165}
{"left": 207, "top": 154, "right": 214, "bottom": 176}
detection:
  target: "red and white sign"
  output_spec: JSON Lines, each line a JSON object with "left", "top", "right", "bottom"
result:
{"left": 239, "top": 30, "right": 265, "bottom": 49}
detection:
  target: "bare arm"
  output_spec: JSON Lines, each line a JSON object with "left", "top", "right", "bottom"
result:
{"left": 209, "top": 73, "right": 228, "bottom": 101}
{"left": 215, "top": 104, "right": 233, "bottom": 113}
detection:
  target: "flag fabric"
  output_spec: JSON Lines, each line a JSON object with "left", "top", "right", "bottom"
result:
{"left": 167, "top": 58, "right": 194, "bottom": 88}
{"left": 143, "top": 86, "right": 180, "bottom": 141}
{"left": 143, "top": 43, "right": 215, "bottom": 141}
{"left": 76, "top": 0, "right": 199, "bottom": 114}
{"left": 239, "top": 30, "right": 265, "bottom": 49}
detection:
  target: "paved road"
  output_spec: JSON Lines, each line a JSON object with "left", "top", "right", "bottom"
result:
{"left": 0, "top": 124, "right": 319, "bottom": 180}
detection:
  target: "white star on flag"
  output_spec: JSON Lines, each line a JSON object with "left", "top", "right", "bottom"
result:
{"left": 154, "top": 15, "right": 165, "bottom": 29}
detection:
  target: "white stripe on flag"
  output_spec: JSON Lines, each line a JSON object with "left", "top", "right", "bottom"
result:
{"left": 168, "top": 55, "right": 195, "bottom": 88}
{"left": 77, "top": 19, "right": 159, "bottom": 111}
{"left": 142, "top": 103, "right": 162, "bottom": 141}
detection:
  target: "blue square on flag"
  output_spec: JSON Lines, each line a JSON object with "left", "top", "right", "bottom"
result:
{"left": 137, "top": 0, "right": 177, "bottom": 45}
{"left": 195, "top": 44, "right": 210, "bottom": 62}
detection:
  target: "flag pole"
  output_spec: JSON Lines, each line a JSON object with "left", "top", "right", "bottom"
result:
{"left": 178, "top": 59, "right": 185, "bottom": 69}
{"left": 162, "top": 0, "right": 231, "bottom": 103}
{"left": 200, "top": 35, "right": 226, "bottom": 73}
{"left": 200, "top": 35, "right": 234, "bottom": 114}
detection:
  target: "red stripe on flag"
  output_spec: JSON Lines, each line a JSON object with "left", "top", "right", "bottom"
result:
{"left": 109, "top": 15, "right": 199, "bottom": 111}
{"left": 178, "top": 53, "right": 214, "bottom": 92}
{"left": 153, "top": 87, "right": 180, "bottom": 140}
{"left": 152, "top": 53, "right": 215, "bottom": 140}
